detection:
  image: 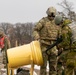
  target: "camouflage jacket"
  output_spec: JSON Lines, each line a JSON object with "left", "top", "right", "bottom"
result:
{"left": 58, "top": 24, "right": 72, "bottom": 50}
{"left": 33, "top": 17, "right": 61, "bottom": 45}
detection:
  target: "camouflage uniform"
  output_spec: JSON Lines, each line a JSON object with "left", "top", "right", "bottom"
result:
{"left": 33, "top": 7, "right": 61, "bottom": 75}
{"left": 0, "top": 28, "right": 10, "bottom": 68}
{"left": 65, "top": 22, "right": 76, "bottom": 75}
{"left": 56, "top": 19, "right": 72, "bottom": 75}
{"left": 2, "top": 36, "right": 10, "bottom": 66}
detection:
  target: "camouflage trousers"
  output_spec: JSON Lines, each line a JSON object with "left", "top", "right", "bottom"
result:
{"left": 40, "top": 44, "right": 58, "bottom": 75}
{"left": 2, "top": 50, "right": 7, "bottom": 68}
{"left": 65, "top": 51, "right": 76, "bottom": 75}
{"left": 57, "top": 50, "right": 69, "bottom": 75}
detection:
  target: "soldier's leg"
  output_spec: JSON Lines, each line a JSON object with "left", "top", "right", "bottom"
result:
{"left": 49, "top": 51, "right": 57, "bottom": 75}
{"left": 2, "top": 51, "right": 6, "bottom": 68}
{"left": 65, "top": 64, "right": 74, "bottom": 75}
{"left": 40, "top": 52, "right": 48, "bottom": 75}
{"left": 57, "top": 59, "right": 63, "bottom": 75}
{"left": 65, "top": 52, "right": 76, "bottom": 75}
{"left": 57, "top": 53, "right": 66, "bottom": 75}
{"left": 57, "top": 50, "right": 69, "bottom": 75}
{"left": 2, "top": 50, "right": 10, "bottom": 75}
{"left": 75, "top": 68, "right": 76, "bottom": 75}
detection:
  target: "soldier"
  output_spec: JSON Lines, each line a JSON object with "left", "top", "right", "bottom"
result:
{"left": 65, "top": 21, "right": 76, "bottom": 75}
{"left": 55, "top": 16, "right": 72, "bottom": 75}
{"left": 0, "top": 28, "right": 10, "bottom": 68}
{"left": 33, "top": 7, "right": 62, "bottom": 75}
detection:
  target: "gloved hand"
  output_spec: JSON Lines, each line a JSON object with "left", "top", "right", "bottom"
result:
{"left": 57, "top": 35, "right": 63, "bottom": 43}
{"left": 33, "top": 31, "right": 40, "bottom": 40}
{"left": 34, "top": 34, "right": 40, "bottom": 40}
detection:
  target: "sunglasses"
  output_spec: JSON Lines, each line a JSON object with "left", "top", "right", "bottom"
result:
{"left": 48, "top": 13, "right": 55, "bottom": 17}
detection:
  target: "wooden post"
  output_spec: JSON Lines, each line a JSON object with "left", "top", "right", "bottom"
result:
{"left": 7, "top": 64, "right": 10, "bottom": 75}
{"left": 15, "top": 40, "right": 18, "bottom": 47}
{"left": 11, "top": 69, "right": 14, "bottom": 75}
{"left": 30, "top": 57, "right": 34, "bottom": 75}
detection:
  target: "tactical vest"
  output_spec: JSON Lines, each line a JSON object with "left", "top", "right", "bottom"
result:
{"left": 0, "top": 37, "right": 5, "bottom": 48}
{"left": 40, "top": 18, "right": 61, "bottom": 40}
{"left": 68, "top": 22, "right": 76, "bottom": 43}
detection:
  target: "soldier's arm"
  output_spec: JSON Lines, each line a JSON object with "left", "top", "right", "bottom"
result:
{"left": 33, "top": 18, "right": 44, "bottom": 40}
{"left": 4, "top": 37, "right": 11, "bottom": 50}
{"left": 6, "top": 38, "right": 11, "bottom": 49}
{"left": 57, "top": 26, "right": 72, "bottom": 49}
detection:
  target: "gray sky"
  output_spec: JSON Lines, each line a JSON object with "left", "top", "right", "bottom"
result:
{"left": 0, "top": 0, "right": 75, "bottom": 23}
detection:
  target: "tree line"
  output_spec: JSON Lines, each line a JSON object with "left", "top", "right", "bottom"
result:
{"left": 0, "top": 22, "right": 35, "bottom": 47}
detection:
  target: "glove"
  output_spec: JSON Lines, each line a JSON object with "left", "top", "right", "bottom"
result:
{"left": 57, "top": 35, "right": 63, "bottom": 43}
{"left": 33, "top": 31, "right": 40, "bottom": 40}
{"left": 34, "top": 34, "right": 40, "bottom": 40}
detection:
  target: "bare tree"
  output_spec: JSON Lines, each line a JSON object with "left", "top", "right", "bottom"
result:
{"left": 0, "top": 23, "right": 13, "bottom": 35}
{"left": 58, "top": 0, "right": 76, "bottom": 21}
{"left": 0, "top": 22, "right": 35, "bottom": 47}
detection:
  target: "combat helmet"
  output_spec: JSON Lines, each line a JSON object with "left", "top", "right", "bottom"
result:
{"left": 54, "top": 15, "right": 63, "bottom": 25}
{"left": 46, "top": 7, "right": 56, "bottom": 16}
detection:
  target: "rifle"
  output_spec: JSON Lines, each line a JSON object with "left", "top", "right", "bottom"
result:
{"left": 45, "top": 36, "right": 63, "bottom": 55}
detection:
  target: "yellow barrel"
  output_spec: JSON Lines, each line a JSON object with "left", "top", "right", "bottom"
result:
{"left": 7, "top": 41, "right": 43, "bottom": 68}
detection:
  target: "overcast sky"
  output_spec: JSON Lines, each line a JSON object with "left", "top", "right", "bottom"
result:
{"left": 0, "top": 0, "right": 75, "bottom": 23}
